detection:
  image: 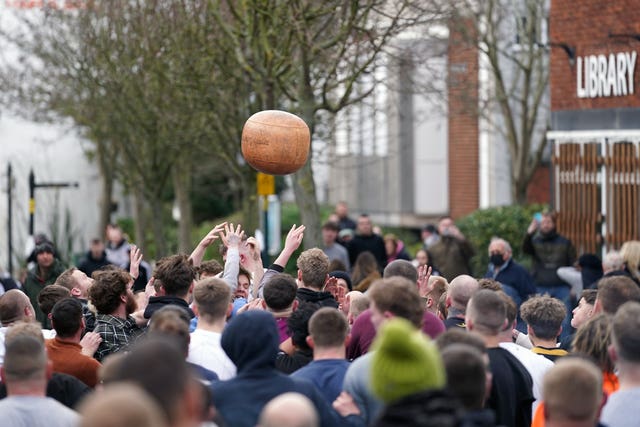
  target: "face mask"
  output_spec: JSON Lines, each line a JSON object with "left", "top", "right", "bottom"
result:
{"left": 490, "top": 253, "right": 505, "bottom": 267}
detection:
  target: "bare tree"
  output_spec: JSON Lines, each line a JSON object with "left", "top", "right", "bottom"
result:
{"left": 210, "top": 0, "right": 429, "bottom": 247}
{"left": 439, "top": 0, "right": 550, "bottom": 204}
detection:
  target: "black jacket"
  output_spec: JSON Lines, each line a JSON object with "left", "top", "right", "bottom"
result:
{"left": 296, "top": 287, "right": 339, "bottom": 308}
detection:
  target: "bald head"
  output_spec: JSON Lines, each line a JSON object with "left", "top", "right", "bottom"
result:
{"left": 447, "top": 275, "right": 479, "bottom": 314}
{"left": 258, "top": 393, "right": 319, "bottom": 427}
{"left": 0, "top": 290, "right": 34, "bottom": 326}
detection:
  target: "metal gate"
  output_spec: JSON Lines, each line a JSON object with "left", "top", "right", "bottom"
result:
{"left": 550, "top": 131, "right": 640, "bottom": 255}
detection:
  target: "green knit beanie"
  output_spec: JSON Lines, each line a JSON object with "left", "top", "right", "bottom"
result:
{"left": 370, "top": 317, "right": 446, "bottom": 403}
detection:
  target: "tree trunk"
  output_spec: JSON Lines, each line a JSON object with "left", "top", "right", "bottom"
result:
{"left": 291, "top": 161, "right": 321, "bottom": 249}
{"left": 148, "top": 195, "right": 168, "bottom": 258}
{"left": 97, "top": 149, "right": 114, "bottom": 238}
{"left": 240, "top": 172, "right": 259, "bottom": 235}
{"left": 132, "top": 185, "right": 148, "bottom": 255}
{"left": 172, "top": 164, "right": 193, "bottom": 254}
{"left": 512, "top": 174, "right": 529, "bottom": 206}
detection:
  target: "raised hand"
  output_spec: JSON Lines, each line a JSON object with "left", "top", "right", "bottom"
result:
{"left": 284, "top": 224, "right": 305, "bottom": 253}
{"left": 129, "top": 244, "right": 143, "bottom": 280}
{"left": 200, "top": 222, "right": 227, "bottom": 248}
{"left": 220, "top": 223, "right": 245, "bottom": 249}
{"left": 417, "top": 264, "right": 433, "bottom": 297}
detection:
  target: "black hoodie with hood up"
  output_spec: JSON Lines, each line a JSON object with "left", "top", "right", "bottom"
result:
{"left": 210, "top": 310, "right": 363, "bottom": 427}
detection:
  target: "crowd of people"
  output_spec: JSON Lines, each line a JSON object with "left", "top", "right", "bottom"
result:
{"left": 0, "top": 203, "right": 638, "bottom": 427}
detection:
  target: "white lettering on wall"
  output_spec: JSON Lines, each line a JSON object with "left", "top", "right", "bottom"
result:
{"left": 576, "top": 51, "right": 637, "bottom": 98}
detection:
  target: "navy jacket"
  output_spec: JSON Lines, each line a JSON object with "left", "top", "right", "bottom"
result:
{"left": 484, "top": 259, "right": 536, "bottom": 306}
{"left": 210, "top": 311, "right": 363, "bottom": 427}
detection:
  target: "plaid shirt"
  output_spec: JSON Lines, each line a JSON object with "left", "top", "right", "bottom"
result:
{"left": 93, "top": 314, "right": 144, "bottom": 362}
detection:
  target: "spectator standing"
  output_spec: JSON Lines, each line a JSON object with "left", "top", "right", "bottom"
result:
{"left": 347, "top": 214, "right": 387, "bottom": 272}
{"left": 291, "top": 308, "right": 351, "bottom": 404}
{"left": 523, "top": 212, "right": 576, "bottom": 338}
{"left": 24, "top": 242, "right": 66, "bottom": 327}
{"left": 484, "top": 237, "right": 535, "bottom": 331}
{"left": 334, "top": 201, "right": 357, "bottom": 232}
{"left": 600, "top": 302, "right": 640, "bottom": 427}
{"left": 520, "top": 295, "right": 568, "bottom": 362}
{"left": 428, "top": 216, "right": 475, "bottom": 281}
{"left": 321, "top": 221, "right": 350, "bottom": 272}
{"left": 0, "top": 335, "right": 79, "bottom": 426}
{"left": 77, "top": 238, "right": 112, "bottom": 278}
{"left": 104, "top": 224, "right": 131, "bottom": 268}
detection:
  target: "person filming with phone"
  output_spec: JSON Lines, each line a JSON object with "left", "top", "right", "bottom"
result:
{"left": 522, "top": 211, "right": 576, "bottom": 339}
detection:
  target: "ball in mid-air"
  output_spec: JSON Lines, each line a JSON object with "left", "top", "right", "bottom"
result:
{"left": 241, "top": 110, "right": 310, "bottom": 175}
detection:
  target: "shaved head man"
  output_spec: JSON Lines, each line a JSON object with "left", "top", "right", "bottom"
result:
{"left": 444, "top": 275, "right": 479, "bottom": 329}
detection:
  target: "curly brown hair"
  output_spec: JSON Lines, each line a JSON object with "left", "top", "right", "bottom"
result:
{"left": 89, "top": 269, "right": 130, "bottom": 315}
{"left": 520, "top": 294, "right": 566, "bottom": 339}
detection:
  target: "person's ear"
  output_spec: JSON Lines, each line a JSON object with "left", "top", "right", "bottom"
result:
{"left": 608, "top": 344, "right": 618, "bottom": 364}
{"left": 70, "top": 287, "right": 82, "bottom": 298}
{"left": 344, "top": 333, "right": 351, "bottom": 348}
{"left": 445, "top": 294, "right": 452, "bottom": 308}
{"left": 291, "top": 299, "right": 299, "bottom": 312}
{"left": 593, "top": 298, "right": 603, "bottom": 314}
{"left": 261, "top": 299, "right": 267, "bottom": 309}
{"left": 465, "top": 317, "right": 474, "bottom": 331}
{"left": 426, "top": 297, "right": 434, "bottom": 309}
{"left": 192, "top": 303, "right": 200, "bottom": 317}
{"left": 306, "top": 335, "right": 314, "bottom": 349}
{"left": 297, "top": 270, "right": 303, "bottom": 282}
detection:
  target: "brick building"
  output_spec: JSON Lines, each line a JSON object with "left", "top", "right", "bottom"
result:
{"left": 548, "top": 0, "right": 640, "bottom": 252}
{"left": 327, "top": 7, "right": 551, "bottom": 228}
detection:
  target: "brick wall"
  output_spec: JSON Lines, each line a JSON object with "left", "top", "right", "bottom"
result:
{"left": 551, "top": 0, "right": 640, "bottom": 111}
{"left": 448, "top": 18, "right": 479, "bottom": 219}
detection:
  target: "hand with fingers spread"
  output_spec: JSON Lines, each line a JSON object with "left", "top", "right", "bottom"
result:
{"left": 220, "top": 223, "right": 245, "bottom": 250}
{"left": 417, "top": 265, "right": 433, "bottom": 297}
{"left": 128, "top": 244, "right": 143, "bottom": 281}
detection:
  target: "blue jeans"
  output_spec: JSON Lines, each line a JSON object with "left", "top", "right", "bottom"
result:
{"left": 535, "top": 285, "right": 573, "bottom": 341}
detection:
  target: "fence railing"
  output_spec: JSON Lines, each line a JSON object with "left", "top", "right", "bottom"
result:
{"left": 550, "top": 131, "right": 640, "bottom": 255}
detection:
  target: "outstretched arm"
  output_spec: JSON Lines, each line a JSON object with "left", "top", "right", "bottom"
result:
{"left": 189, "top": 222, "right": 227, "bottom": 267}
{"left": 256, "top": 224, "right": 305, "bottom": 297}
{"left": 219, "top": 223, "right": 244, "bottom": 292}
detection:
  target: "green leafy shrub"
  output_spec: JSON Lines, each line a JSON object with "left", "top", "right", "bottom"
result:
{"left": 456, "top": 204, "right": 548, "bottom": 277}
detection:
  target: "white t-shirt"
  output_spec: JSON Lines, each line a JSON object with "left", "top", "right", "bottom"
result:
{"left": 188, "top": 329, "right": 236, "bottom": 380}
{"left": 500, "top": 341, "right": 554, "bottom": 415}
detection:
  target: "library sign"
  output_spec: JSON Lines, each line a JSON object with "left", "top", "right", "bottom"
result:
{"left": 576, "top": 51, "right": 637, "bottom": 98}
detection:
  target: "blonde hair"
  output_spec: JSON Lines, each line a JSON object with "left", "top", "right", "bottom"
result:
{"left": 620, "top": 241, "right": 640, "bottom": 282}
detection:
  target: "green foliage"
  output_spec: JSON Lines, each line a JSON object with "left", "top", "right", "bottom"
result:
{"left": 456, "top": 204, "right": 548, "bottom": 277}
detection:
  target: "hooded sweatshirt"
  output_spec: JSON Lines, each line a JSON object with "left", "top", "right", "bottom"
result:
{"left": 210, "top": 311, "right": 363, "bottom": 427}
{"left": 296, "top": 288, "right": 339, "bottom": 308}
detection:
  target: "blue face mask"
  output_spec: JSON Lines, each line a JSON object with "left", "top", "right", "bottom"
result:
{"left": 490, "top": 253, "right": 505, "bottom": 267}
